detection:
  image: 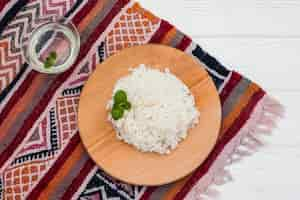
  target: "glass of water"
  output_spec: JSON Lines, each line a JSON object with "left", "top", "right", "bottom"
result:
{"left": 22, "top": 18, "right": 80, "bottom": 74}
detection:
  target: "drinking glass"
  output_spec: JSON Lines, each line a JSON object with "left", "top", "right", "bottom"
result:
{"left": 22, "top": 18, "right": 80, "bottom": 74}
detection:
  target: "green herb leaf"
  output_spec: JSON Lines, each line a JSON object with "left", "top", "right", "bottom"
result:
{"left": 111, "top": 107, "right": 124, "bottom": 120}
{"left": 118, "top": 101, "right": 131, "bottom": 110}
{"left": 43, "top": 51, "right": 57, "bottom": 69}
{"left": 113, "top": 90, "right": 127, "bottom": 104}
{"left": 49, "top": 51, "right": 57, "bottom": 60}
{"left": 44, "top": 58, "right": 54, "bottom": 69}
{"left": 111, "top": 90, "right": 131, "bottom": 120}
{"left": 44, "top": 60, "right": 51, "bottom": 69}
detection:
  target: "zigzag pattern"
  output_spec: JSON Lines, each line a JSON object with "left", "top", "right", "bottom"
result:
{"left": 81, "top": 186, "right": 125, "bottom": 200}
{"left": 0, "top": 0, "right": 74, "bottom": 93}
{"left": 79, "top": 169, "right": 145, "bottom": 200}
{"left": 2, "top": 90, "right": 81, "bottom": 198}
{"left": 44, "top": 0, "right": 70, "bottom": 18}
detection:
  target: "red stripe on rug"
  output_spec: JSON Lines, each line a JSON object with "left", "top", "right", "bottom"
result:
{"left": 220, "top": 71, "right": 242, "bottom": 105}
{"left": 27, "top": 134, "right": 81, "bottom": 199}
{"left": 0, "top": 0, "right": 129, "bottom": 169}
{"left": 83, "top": 0, "right": 130, "bottom": 50}
{"left": 149, "top": 20, "right": 173, "bottom": 43}
{"left": 0, "top": 0, "right": 10, "bottom": 13}
{"left": 61, "top": 159, "right": 95, "bottom": 199}
{"left": 174, "top": 89, "right": 265, "bottom": 200}
{"left": 140, "top": 187, "right": 157, "bottom": 200}
{"left": 72, "top": 0, "right": 97, "bottom": 26}
{"left": 0, "top": 71, "right": 37, "bottom": 127}
{"left": 176, "top": 35, "right": 192, "bottom": 51}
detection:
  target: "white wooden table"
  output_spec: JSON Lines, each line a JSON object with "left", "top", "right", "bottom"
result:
{"left": 138, "top": 0, "right": 300, "bottom": 199}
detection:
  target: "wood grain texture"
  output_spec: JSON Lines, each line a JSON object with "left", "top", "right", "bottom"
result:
{"left": 136, "top": 0, "right": 300, "bottom": 199}
{"left": 192, "top": 38, "right": 300, "bottom": 91}
{"left": 78, "top": 45, "right": 221, "bottom": 186}
{"left": 139, "top": 0, "right": 300, "bottom": 37}
{"left": 218, "top": 91, "right": 300, "bottom": 200}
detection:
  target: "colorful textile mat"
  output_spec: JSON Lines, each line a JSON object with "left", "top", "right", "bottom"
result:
{"left": 0, "top": 0, "right": 283, "bottom": 199}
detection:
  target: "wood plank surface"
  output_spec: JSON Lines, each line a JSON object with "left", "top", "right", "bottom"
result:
{"left": 138, "top": 0, "right": 300, "bottom": 199}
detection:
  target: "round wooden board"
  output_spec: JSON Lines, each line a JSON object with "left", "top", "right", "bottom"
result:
{"left": 78, "top": 44, "right": 221, "bottom": 186}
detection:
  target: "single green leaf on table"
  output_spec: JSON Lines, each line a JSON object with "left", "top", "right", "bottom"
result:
{"left": 44, "top": 51, "right": 57, "bottom": 69}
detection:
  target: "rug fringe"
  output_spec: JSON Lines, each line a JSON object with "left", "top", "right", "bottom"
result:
{"left": 185, "top": 95, "right": 284, "bottom": 200}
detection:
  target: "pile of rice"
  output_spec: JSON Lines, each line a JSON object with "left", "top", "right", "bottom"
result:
{"left": 107, "top": 64, "right": 200, "bottom": 154}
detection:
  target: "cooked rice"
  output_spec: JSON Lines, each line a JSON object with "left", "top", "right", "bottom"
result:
{"left": 107, "top": 64, "right": 200, "bottom": 154}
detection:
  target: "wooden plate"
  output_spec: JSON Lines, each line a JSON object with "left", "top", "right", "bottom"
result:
{"left": 78, "top": 44, "right": 221, "bottom": 186}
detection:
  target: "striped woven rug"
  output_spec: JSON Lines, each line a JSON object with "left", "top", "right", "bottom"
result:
{"left": 0, "top": 0, "right": 283, "bottom": 199}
